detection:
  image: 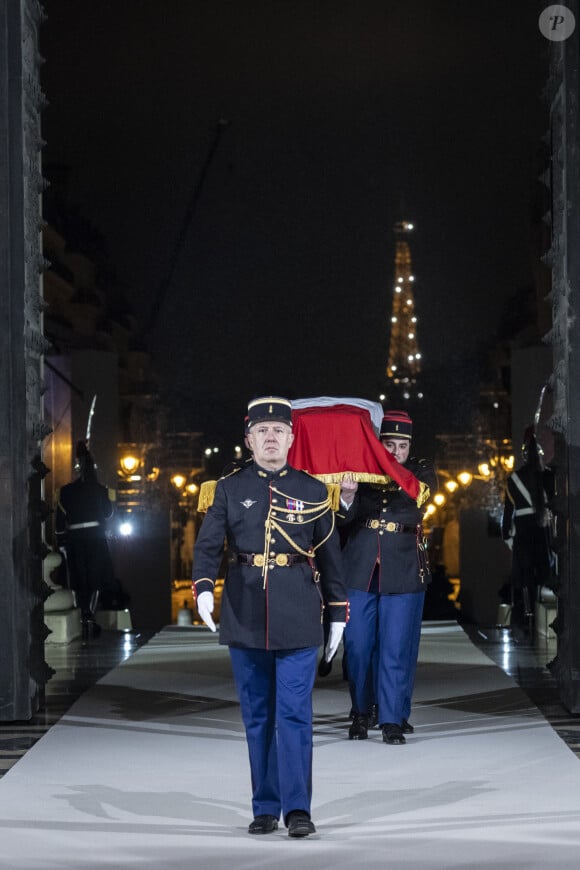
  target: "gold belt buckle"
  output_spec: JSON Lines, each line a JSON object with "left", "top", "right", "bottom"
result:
{"left": 369, "top": 519, "right": 380, "bottom": 530}
{"left": 386, "top": 522, "right": 397, "bottom": 532}
{"left": 253, "top": 554, "right": 265, "bottom": 567}
{"left": 275, "top": 553, "right": 289, "bottom": 567}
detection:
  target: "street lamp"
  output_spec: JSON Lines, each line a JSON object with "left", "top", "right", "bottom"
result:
{"left": 120, "top": 454, "right": 140, "bottom": 475}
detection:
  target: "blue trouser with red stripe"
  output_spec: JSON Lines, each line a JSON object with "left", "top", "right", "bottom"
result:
{"left": 229, "top": 646, "right": 318, "bottom": 822}
{"left": 345, "top": 586, "right": 424, "bottom": 726}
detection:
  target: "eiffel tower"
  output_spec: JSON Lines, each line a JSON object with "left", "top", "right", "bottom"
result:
{"left": 386, "top": 221, "right": 422, "bottom": 397}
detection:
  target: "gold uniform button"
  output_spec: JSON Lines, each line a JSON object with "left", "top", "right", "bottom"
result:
{"left": 386, "top": 522, "right": 397, "bottom": 532}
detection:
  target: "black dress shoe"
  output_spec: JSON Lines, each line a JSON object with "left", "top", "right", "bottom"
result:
{"left": 317, "top": 656, "right": 333, "bottom": 678}
{"left": 287, "top": 811, "right": 316, "bottom": 838}
{"left": 382, "top": 722, "right": 406, "bottom": 745}
{"left": 248, "top": 814, "right": 278, "bottom": 835}
{"left": 348, "top": 712, "right": 369, "bottom": 740}
{"left": 401, "top": 718, "right": 414, "bottom": 734}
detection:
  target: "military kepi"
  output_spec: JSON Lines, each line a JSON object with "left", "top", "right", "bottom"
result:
{"left": 380, "top": 410, "right": 412, "bottom": 439}
{"left": 247, "top": 396, "right": 292, "bottom": 427}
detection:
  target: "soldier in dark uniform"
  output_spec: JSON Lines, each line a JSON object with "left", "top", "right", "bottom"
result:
{"left": 55, "top": 441, "right": 115, "bottom": 639}
{"left": 192, "top": 396, "right": 347, "bottom": 838}
{"left": 338, "top": 410, "right": 436, "bottom": 745}
{"left": 501, "top": 427, "right": 555, "bottom": 630}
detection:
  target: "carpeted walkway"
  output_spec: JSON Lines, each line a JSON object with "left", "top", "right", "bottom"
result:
{"left": 0, "top": 621, "right": 579, "bottom": 869}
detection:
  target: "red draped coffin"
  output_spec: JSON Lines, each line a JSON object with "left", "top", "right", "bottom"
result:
{"left": 287, "top": 403, "right": 422, "bottom": 502}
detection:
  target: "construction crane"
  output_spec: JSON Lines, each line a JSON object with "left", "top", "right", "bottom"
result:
{"left": 144, "top": 117, "right": 230, "bottom": 336}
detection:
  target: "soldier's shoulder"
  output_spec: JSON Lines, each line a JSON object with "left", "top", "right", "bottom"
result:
{"left": 292, "top": 467, "right": 327, "bottom": 488}
{"left": 410, "top": 456, "right": 434, "bottom": 469}
{"left": 219, "top": 464, "right": 245, "bottom": 481}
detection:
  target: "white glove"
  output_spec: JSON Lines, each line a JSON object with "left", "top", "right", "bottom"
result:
{"left": 196, "top": 591, "right": 216, "bottom": 632}
{"left": 324, "top": 621, "right": 346, "bottom": 662}
{"left": 504, "top": 537, "right": 514, "bottom": 551}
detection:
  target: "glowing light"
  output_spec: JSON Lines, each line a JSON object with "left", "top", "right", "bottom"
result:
{"left": 478, "top": 463, "right": 491, "bottom": 478}
{"left": 411, "top": 316, "right": 417, "bottom": 323}
{"left": 186, "top": 483, "right": 199, "bottom": 495}
{"left": 119, "top": 455, "right": 139, "bottom": 474}
{"left": 391, "top": 316, "right": 398, "bottom": 323}
{"left": 171, "top": 474, "right": 186, "bottom": 489}
{"left": 445, "top": 480, "right": 459, "bottom": 493}
{"left": 457, "top": 471, "right": 473, "bottom": 487}
{"left": 119, "top": 521, "right": 133, "bottom": 537}
{"left": 433, "top": 493, "right": 446, "bottom": 506}
{"left": 397, "top": 277, "right": 404, "bottom": 283}
{"left": 395, "top": 287, "right": 402, "bottom": 293}
{"left": 409, "top": 275, "right": 415, "bottom": 281}
{"left": 204, "top": 448, "right": 212, "bottom": 456}
{"left": 416, "top": 353, "right": 422, "bottom": 360}
{"left": 408, "top": 354, "right": 414, "bottom": 362}
{"left": 408, "top": 333, "right": 415, "bottom": 339}
{"left": 379, "top": 394, "right": 386, "bottom": 401}
{"left": 425, "top": 504, "right": 436, "bottom": 516}
{"left": 407, "top": 299, "right": 413, "bottom": 305}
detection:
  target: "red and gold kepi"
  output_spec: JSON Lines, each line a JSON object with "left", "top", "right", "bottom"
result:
{"left": 380, "top": 410, "right": 413, "bottom": 440}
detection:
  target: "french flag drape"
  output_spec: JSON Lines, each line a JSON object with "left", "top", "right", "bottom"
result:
{"left": 288, "top": 399, "right": 422, "bottom": 502}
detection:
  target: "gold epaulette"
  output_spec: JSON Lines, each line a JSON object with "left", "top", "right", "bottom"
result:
{"left": 197, "top": 467, "right": 242, "bottom": 512}
{"left": 325, "top": 483, "right": 341, "bottom": 512}
{"left": 197, "top": 480, "right": 217, "bottom": 513}
{"left": 417, "top": 482, "right": 430, "bottom": 508}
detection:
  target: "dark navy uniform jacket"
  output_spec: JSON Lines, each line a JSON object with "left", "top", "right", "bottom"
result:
{"left": 337, "top": 457, "right": 437, "bottom": 595}
{"left": 55, "top": 480, "right": 113, "bottom": 540}
{"left": 55, "top": 479, "right": 114, "bottom": 597}
{"left": 192, "top": 462, "right": 348, "bottom": 650}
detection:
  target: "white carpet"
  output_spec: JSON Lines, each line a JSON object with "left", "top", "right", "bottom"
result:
{"left": 0, "top": 622, "right": 579, "bottom": 869}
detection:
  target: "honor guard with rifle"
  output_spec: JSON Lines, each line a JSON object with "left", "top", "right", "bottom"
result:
{"left": 56, "top": 441, "right": 115, "bottom": 640}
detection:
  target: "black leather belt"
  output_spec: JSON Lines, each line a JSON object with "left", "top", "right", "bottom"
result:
{"left": 364, "top": 519, "right": 421, "bottom": 534}
{"left": 237, "top": 553, "right": 309, "bottom": 567}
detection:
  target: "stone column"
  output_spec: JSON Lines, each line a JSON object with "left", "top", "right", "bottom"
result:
{"left": 544, "top": 5, "right": 580, "bottom": 712}
{"left": 0, "top": 0, "right": 53, "bottom": 720}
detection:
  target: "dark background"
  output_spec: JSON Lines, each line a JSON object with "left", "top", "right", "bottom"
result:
{"left": 40, "top": 1, "right": 549, "bottom": 452}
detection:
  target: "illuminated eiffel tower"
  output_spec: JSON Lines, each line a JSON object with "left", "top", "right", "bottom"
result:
{"left": 386, "top": 220, "right": 422, "bottom": 397}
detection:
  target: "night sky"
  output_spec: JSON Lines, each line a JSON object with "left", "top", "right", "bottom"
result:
{"left": 40, "top": 1, "right": 549, "bottom": 451}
